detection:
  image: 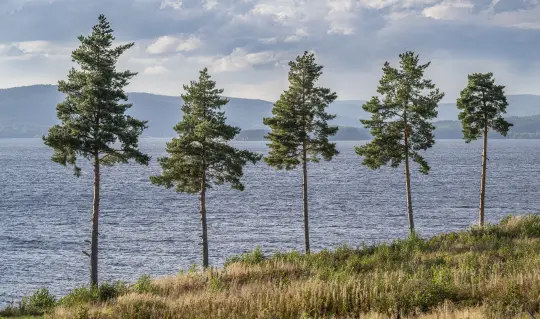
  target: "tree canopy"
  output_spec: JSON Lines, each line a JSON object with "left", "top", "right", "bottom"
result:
{"left": 356, "top": 52, "right": 444, "bottom": 174}
{"left": 457, "top": 72, "right": 513, "bottom": 142}
{"left": 264, "top": 51, "right": 339, "bottom": 169}
{"left": 150, "top": 68, "right": 262, "bottom": 193}
{"left": 43, "top": 14, "right": 149, "bottom": 175}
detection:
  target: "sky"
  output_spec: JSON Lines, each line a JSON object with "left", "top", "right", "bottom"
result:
{"left": 0, "top": 0, "right": 538, "bottom": 102}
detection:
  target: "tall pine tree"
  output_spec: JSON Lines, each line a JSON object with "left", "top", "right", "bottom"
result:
{"left": 355, "top": 52, "right": 444, "bottom": 235}
{"left": 150, "top": 68, "right": 262, "bottom": 268}
{"left": 457, "top": 72, "right": 512, "bottom": 226}
{"left": 264, "top": 51, "right": 338, "bottom": 254}
{"left": 43, "top": 15, "right": 149, "bottom": 286}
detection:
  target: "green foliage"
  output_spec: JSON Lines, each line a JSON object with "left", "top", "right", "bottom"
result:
{"left": 224, "top": 246, "right": 266, "bottom": 267}
{"left": 457, "top": 72, "right": 513, "bottom": 142}
{"left": 6, "top": 215, "right": 540, "bottom": 318}
{"left": 59, "top": 281, "right": 128, "bottom": 307}
{"left": 355, "top": 51, "right": 444, "bottom": 174}
{"left": 150, "top": 68, "right": 262, "bottom": 192}
{"left": 22, "top": 288, "right": 56, "bottom": 314}
{"left": 0, "top": 288, "right": 56, "bottom": 317}
{"left": 134, "top": 275, "right": 154, "bottom": 294}
{"left": 43, "top": 14, "right": 149, "bottom": 176}
{"left": 263, "top": 51, "right": 339, "bottom": 169}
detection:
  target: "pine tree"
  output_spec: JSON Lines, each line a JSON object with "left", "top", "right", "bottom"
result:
{"left": 355, "top": 52, "right": 444, "bottom": 235}
{"left": 43, "top": 15, "right": 149, "bottom": 286}
{"left": 150, "top": 68, "right": 262, "bottom": 268}
{"left": 457, "top": 73, "right": 512, "bottom": 226}
{"left": 263, "top": 51, "right": 338, "bottom": 254}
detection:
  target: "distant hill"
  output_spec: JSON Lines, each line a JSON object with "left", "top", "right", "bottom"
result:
{"left": 235, "top": 126, "right": 371, "bottom": 141}
{"left": 236, "top": 116, "right": 540, "bottom": 141}
{"left": 1, "top": 85, "right": 540, "bottom": 138}
{"left": 0, "top": 85, "right": 273, "bottom": 137}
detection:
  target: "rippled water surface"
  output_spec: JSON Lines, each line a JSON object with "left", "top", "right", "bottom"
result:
{"left": 1, "top": 138, "right": 540, "bottom": 305}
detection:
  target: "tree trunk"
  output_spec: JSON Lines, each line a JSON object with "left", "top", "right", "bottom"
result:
{"left": 200, "top": 178, "right": 209, "bottom": 268}
{"left": 404, "top": 126, "right": 415, "bottom": 235}
{"left": 479, "top": 123, "right": 488, "bottom": 227}
{"left": 302, "top": 141, "right": 310, "bottom": 254}
{"left": 90, "top": 155, "right": 100, "bottom": 287}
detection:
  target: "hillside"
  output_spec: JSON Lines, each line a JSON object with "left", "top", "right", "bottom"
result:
{"left": 2, "top": 215, "right": 540, "bottom": 318}
{"left": 238, "top": 115, "right": 540, "bottom": 141}
{"left": 234, "top": 126, "right": 371, "bottom": 141}
{"left": 1, "top": 85, "right": 540, "bottom": 138}
{"left": 0, "top": 85, "right": 273, "bottom": 138}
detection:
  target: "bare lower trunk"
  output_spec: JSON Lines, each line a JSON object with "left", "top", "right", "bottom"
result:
{"left": 479, "top": 124, "right": 488, "bottom": 227}
{"left": 404, "top": 128, "right": 415, "bottom": 235}
{"left": 302, "top": 142, "right": 310, "bottom": 254}
{"left": 200, "top": 180, "right": 209, "bottom": 268}
{"left": 91, "top": 156, "right": 100, "bottom": 287}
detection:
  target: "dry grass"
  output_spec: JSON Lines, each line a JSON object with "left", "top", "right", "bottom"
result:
{"left": 4, "top": 214, "right": 540, "bottom": 319}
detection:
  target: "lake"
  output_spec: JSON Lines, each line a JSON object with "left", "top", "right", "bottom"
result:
{"left": 1, "top": 138, "right": 539, "bottom": 305}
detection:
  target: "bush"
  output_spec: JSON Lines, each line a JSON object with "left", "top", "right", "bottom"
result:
{"left": 224, "top": 246, "right": 266, "bottom": 267}
{"left": 134, "top": 275, "right": 154, "bottom": 294}
{"left": 22, "top": 287, "right": 56, "bottom": 315}
{"left": 98, "top": 281, "right": 128, "bottom": 302}
{"left": 60, "top": 281, "right": 128, "bottom": 307}
{"left": 0, "top": 287, "right": 57, "bottom": 316}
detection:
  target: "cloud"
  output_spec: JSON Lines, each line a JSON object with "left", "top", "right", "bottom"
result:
{"left": 326, "top": 0, "right": 361, "bottom": 35}
{"left": 143, "top": 65, "right": 171, "bottom": 75}
{"left": 202, "top": 0, "right": 218, "bottom": 10}
{"left": 284, "top": 28, "right": 310, "bottom": 43}
{"left": 160, "top": 0, "right": 182, "bottom": 10}
{"left": 0, "top": 0, "right": 539, "bottom": 100}
{"left": 210, "top": 48, "right": 282, "bottom": 73}
{"left": 176, "top": 36, "right": 202, "bottom": 51}
{"left": 147, "top": 35, "right": 201, "bottom": 54}
{"left": 146, "top": 36, "right": 178, "bottom": 54}
{"left": 423, "top": 1, "right": 475, "bottom": 20}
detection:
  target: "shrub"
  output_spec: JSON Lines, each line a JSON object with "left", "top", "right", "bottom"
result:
{"left": 60, "top": 281, "right": 128, "bottom": 307}
{"left": 224, "top": 246, "right": 266, "bottom": 267}
{"left": 21, "top": 287, "right": 56, "bottom": 315}
{"left": 98, "top": 281, "right": 128, "bottom": 301}
{"left": 134, "top": 275, "right": 154, "bottom": 294}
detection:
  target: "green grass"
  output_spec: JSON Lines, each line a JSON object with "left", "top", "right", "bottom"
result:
{"left": 3, "top": 214, "right": 540, "bottom": 318}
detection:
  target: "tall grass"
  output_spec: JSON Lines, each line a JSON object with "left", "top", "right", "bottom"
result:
{"left": 3, "top": 214, "right": 540, "bottom": 318}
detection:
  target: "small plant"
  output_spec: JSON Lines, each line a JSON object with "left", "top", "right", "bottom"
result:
{"left": 60, "top": 281, "right": 128, "bottom": 307}
{"left": 188, "top": 264, "right": 200, "bottom": 274}
{"left": 134, "top": 274, "right": 154, "bottom": 294}
{"left": 59, "top": 286, "right": 98, "bottom": 307}
{"left": 224, "top": 246, "right": 266, "bottom": 267}
{"left": 75, "top": 304, "right": 90, "bottom": 319}
{"left": 98, "top": 281, "right": 128, "bottom": 301}
{"left": 21, "top": 287, "right": 56, "bottom": 315}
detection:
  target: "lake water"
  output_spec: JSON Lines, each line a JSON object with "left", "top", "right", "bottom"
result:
{"left": 1, "top": 138, "right": 539, "bottom": 305}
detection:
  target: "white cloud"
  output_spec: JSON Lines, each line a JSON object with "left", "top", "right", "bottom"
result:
{"left": 359, "top": 0, "right": 440, "bottom": 9}
{"left": 202, "top": 0, "right": 218, "bottom": 10}
{"left": 143, "top": 65, "right": 171, "bottom": 75}
{"left": 176, "top": 36, "right": 201, "bottom": 52}
{"left": 250, "top": 2, "right": 304, "bottom": 24}
{"left": 211, "top": 48, "right": 281, "bottom": 72}
{"left": 1, "top": 0, "right": 540, "bottom": 100}
{"left": 160, "top": 0, "right": 182, "bottom": 10}
{"left": 259, "top": 37, "right": 278, "bottom": 44}
{"left": 423, "top": 1, "right": 474, "bottom": 20}
{"left": 284, "top": 28, "right": 310, "bottom": 42}
{"left": 146, "top": 36, "right": 178, "bottom": 54}
{"left": 15, "top": 40, "right": 52, "bottom": 53}
{"left": 490, "top": 5, "right": 540, "bottom": 29}
{"left": 147, "top": 35, "right": 202, "bottom": 54}
{"left": 8, "top": 40, "right": 72, "bottom": 58}
{"left": 326, "top": 0, "right": 360, "bottom": 35}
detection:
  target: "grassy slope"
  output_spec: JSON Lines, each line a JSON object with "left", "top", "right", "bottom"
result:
{"left": 4, "top": 215, "right": 540, "bottom": 319}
